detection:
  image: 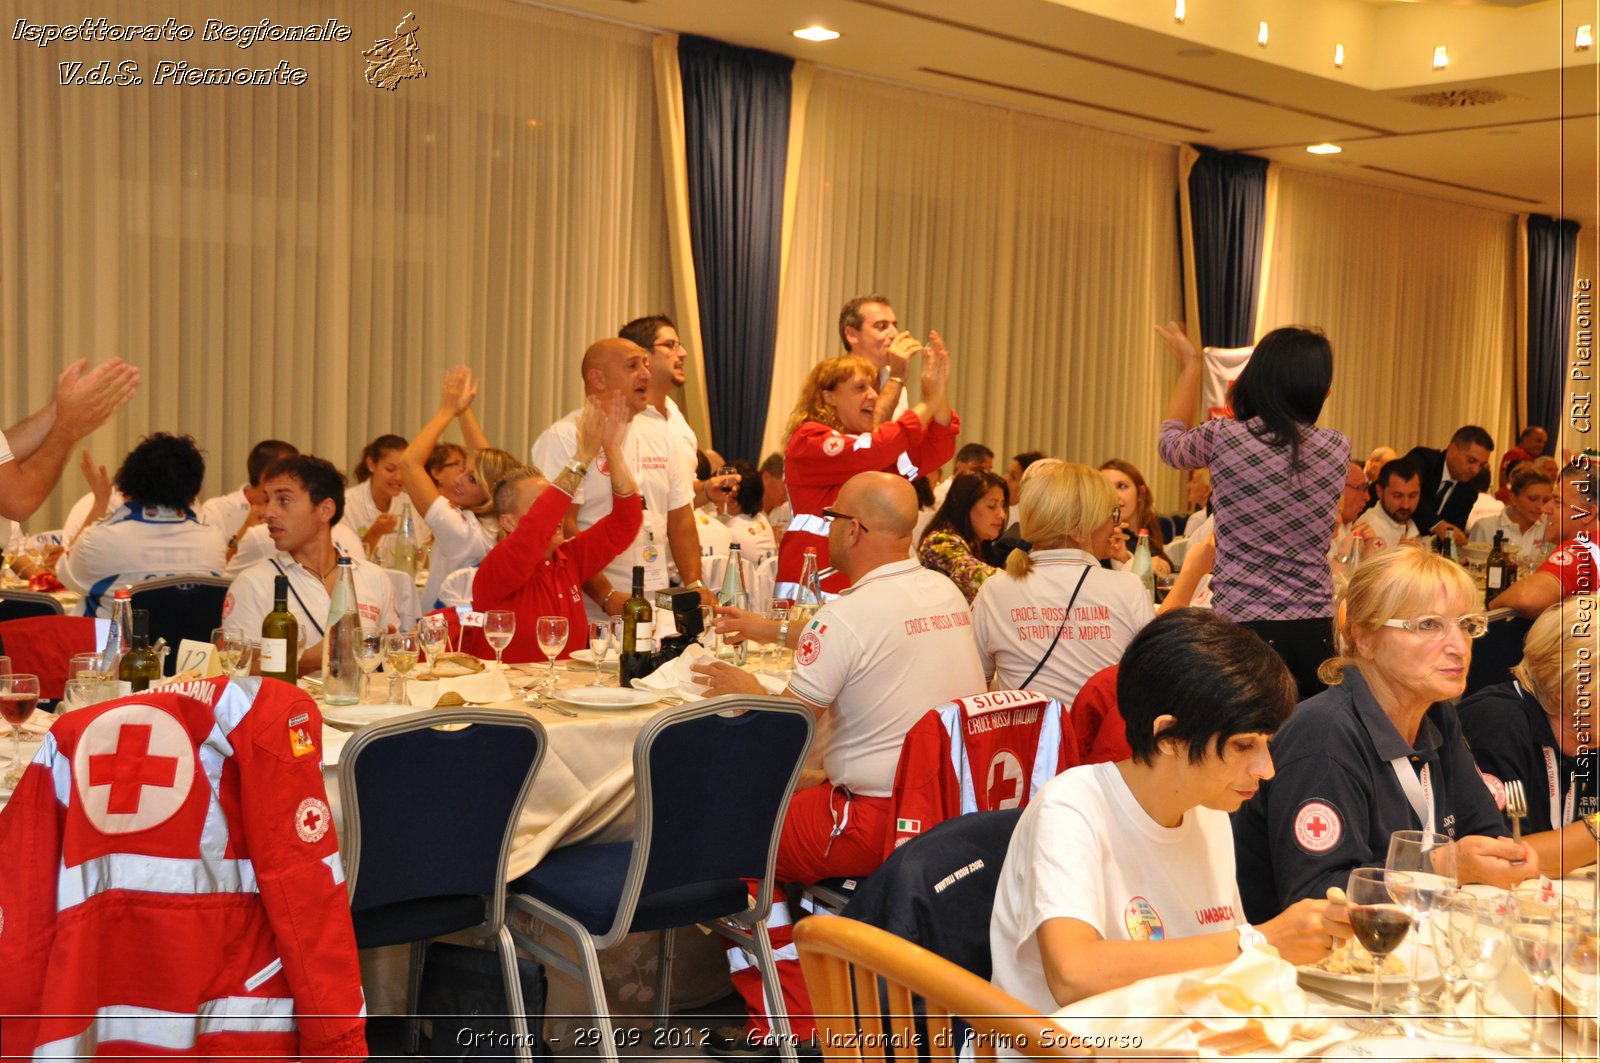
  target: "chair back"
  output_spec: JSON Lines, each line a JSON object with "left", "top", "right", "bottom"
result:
{"left": 794, "top": 917, "right": 1094, "bottom": 1061}
{"left": 1465, "top": 609, "right": 1533, "bottom": 697}
{"left": 340, "top": 709, "right": 545, "bottom": 919}
{"left": 0, "top": 590, "right": 66, "bottom": 623}
{"left": 627, "top": 697, "right": 811, "bottom": 926}
{"left": 128, "top": 576, "right": 231, "bottom": 653}
{"left": 0, "top": 615, "right": 100, "bottom": 698}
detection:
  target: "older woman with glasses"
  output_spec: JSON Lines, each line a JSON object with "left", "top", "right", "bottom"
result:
{"left": 1232, "top": 546, "right": 1538, "bottom": 923}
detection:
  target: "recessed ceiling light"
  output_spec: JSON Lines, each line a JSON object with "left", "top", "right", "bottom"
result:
{"left": 1174, "top": 0, "right": 1185, "bottom": 23}
{"left": 1578, "top": 25, "right": 1593, "bottom": 51}
{"left": 1334, "top": 44, "right": 1345, "bottom": 69}
{"left": 1306, "top": 143, "right": 1342, "bottom": 155}
{"left": 1432, "top": 45, "right": 1449, "bottom": 70}
{"left": 792, "top": 26, "right": 840, "bottom": 43}
{"left": 1257, "top": 22, "right": 1269, "bottom": 47}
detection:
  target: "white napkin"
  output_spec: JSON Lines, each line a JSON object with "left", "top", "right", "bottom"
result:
{"left": 1051, "top": 944, "right": 1331, "bottom": 1054}
{"left": 629, "top": 644, "right": 786, "bottom": 701}
{"left": 403, "top": 667, "right": 513, "bottom": 709}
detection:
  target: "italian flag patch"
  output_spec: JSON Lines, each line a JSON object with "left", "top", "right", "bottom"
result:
{"left": 809, "top": 620, "right": 827, "bottom": 634}
{"left": 896, "top": 818, "right": 921, "bottom": 834}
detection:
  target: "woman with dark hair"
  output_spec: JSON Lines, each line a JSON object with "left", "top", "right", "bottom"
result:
{"left": 720, "top": 458, "right": 776, "bottom": 564}
{"left": 917, "top": 469, "right": 1007, "bottom": 603}
{"left": 340, "top": 432, "right": 431, "bottom": 564}
{"left": 1098, "top": 458, "right": 1171, "bottom": 576}
{"left": 1156, "top": 323, "right": 1350, "bottom": 698}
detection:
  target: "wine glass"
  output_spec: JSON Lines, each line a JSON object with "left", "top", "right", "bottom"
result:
{"left": 484, "top": 610, "right": 516, "bottom": 670}
{"left": 1385, "top": 829, "right": 1458, "bottom": 1014}
{"left": 1563, "top": 902, "right": 1599, "bottom": 1060}
{"left": 1421, "top": 887, "right": 1472, "bottom": 1036}
{"left": 354, "top": 631, "right": 385, "bottom": 702}
{"left": 1, "top": 673, "right": 41, "bottom": 788}
{"left": 417, "top": 615, "right": 450, "bottom": 672}
{"left": 715, "top": 464, "right": 740, "bottom": 515}
{"left": 1449, "top": 888, "right": 1514, "bottom": 1047}
{"left": 1347, "top": 866, "right": 1413, "bottom": 1030}
{"left": 535, "top": 615, "right": 568, "bottom": 691}
{"left": 384, "top": 632, "right": 419, "bottom": 703}
{"left": 1504, "top": 883, "right": 1568, "bottom": 1052}
{"left": 587, "top": 621, "right": 611, "bottom": 686}
{"left": 211, "top": 627, "right": 248, "bottom": 676}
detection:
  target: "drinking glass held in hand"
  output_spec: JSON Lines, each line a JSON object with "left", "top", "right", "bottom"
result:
{"left": 484, "top": 610, "right": 516, "bottom": 670}
{"left": 1, "top": 673, "right": 41, "bottom": 788}
{"left": 535, "top": 615, "right": 568, "bottom": 692}
{"left": 1385, "top": 829, "right": 1458, "bottom": 1015}
{"left": 1347, "top": 866, "right": 1413, "bottom": 1030}
{"left": 354, "top": 631, "right": 385, "bottom": 702}
{"left": 384, "top": 632, "right": 419, "bottom": 703}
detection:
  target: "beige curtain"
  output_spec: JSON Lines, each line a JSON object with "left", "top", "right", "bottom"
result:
{"left": 1258, "top": 168, "right": 1517, "bottom": 461}
{"left": 1, "top": 0, "right": 673, "bottom": 528}
{"left": 764, "top": 71, "right": 1184, "bottom": 500}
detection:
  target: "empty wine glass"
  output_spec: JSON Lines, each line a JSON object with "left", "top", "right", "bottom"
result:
{"left": 1, "top": 673, "right": 41, "bottom": 788}
{"left": 1504, "top": 883, "right": 1568, "bottom": 1052}
{"left": 384, "top": 632, "right": 419, "bottom": 703}
{"left": 417, "top": 615, "right": 450, "bottom": 672}
{"left": 1422, "top": 887, "right": 1472, "bottom": 1036}
{"left": 354, "top": 631, "right": 385, "bottom": 702}
{"left": 1564, "top": 902, "right": 1598, "bottom": 1059}
{"left": 587, "top": 621, "right": 611, "bottom": 686}
{"left": 1348, "top": 866, "right": 1413, "bottom": 1032}
{"left": 1449, "top": 888, "right": 1513, "bottom": 1047}
{"left": 535, "top": 615, "right": 568, "bottom": 691}
{"left": 484, "top": 610, "right": 516, "bottom": 670}
{"left": 211, "top": 627, "right": 248, "bottom": 676}
{"left": 1386, "top": 829, "right": 1458, "bottom": 1014}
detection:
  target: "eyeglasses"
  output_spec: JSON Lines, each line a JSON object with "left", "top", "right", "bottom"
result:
{"left": 821, "top": 507, "right": 869, "bottom": 535}
{"left": 1382, "top": 614, "right": 1490, "bottom": 640}
{"left": 651, "top": 339, "right": 685, "bottom": 352}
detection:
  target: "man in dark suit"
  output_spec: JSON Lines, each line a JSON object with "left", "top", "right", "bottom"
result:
{"left": 1404, "top": 425, "right": 1495, "bottom": 546}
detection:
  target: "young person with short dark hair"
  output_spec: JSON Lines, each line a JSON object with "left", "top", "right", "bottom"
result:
{"left": 989, "top": 609, "right": 1349, "bottom": 1010}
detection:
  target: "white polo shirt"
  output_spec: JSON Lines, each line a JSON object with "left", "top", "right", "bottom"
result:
{"left": 531, "top": 408, "right": 695, "bottom": 621}
{"left": 225, "top": 521, "right": 365, "bottom": 579}
{"left": 788, "top": 558, "right": 985, "bottom": 796}
{"left": 1468, "top": 506, "right": 1550, "bottom": 558}
{"left": 222, "top": 548, "right": 397, "bottom": 647}
{"left": 971, "top": 548, "right": 1155, "bottom": 711}
{"left": 724, "top": 511, "right": 777, "bottom": 565}
{"left": 640, "top": 395, "right": 698, "bottom": 458}
{"left": 58, "top": 503, "right": 228, "bottom": 617}
{"left": 198, "top": 484, "right": 251, "bottom": 539}
{"left": 693, "top": 506, "right": 734, "bottom": 558}
{"left": 1355, "top": 504, "right": 1418, "bottom": 553}
{"left": 62, "top": 488, "right": 129, "bottom": 545}
{"left": 338, "top": 482, "right": 432, "bottom": 566}
{"left": 421, "top": 496, "right": 497, "bottom": 609}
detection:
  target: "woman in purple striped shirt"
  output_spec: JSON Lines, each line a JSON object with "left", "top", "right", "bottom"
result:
{"left": 1156, "top": 323, "right": 1350, "bottom": 699}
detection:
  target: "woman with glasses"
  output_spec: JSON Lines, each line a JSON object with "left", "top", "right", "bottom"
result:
{"left": 1232, "top": 546, "right": 1539, "bottom": 923}
{"left": 1458, "top": 597, "right": 1600, "bottom": 876}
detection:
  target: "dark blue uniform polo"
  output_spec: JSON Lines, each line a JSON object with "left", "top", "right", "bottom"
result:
{"left": 1232, "top": 669, "right": 1508, "bottom": 924}
{"left": 1458, "top": 680, "right": 1597, "bottom": 830}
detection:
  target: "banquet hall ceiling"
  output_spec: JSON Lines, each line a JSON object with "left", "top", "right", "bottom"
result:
{"left": 529, "top": 0, "right": 1599, "bottom": 227}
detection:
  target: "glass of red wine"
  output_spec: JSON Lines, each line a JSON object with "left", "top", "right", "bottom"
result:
{"left": 2, "top": 672, "right": 41, "bottom": 788}
{"left": 1347, "top": 866, "right": 1413, "bottom": 1030}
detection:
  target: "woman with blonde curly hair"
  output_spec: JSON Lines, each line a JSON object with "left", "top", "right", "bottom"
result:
{"left": 775, "top": 342, "right": 959, "bottom": 599}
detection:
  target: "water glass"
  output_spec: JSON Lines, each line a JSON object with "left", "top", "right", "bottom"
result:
{"left": 484, "top": 609, "right": 516, "bottom": 670}
{"left": 1505, "top": 883, "right": 1567, "bottom": 1052}
{"left": 1385, "top": 829, "right": 1458, "bottom": 1014}
{"left": 1421, "top": 888, "right": 1472, "bottom": 1036}
{"left": 211, "top": 627, "right": 248, "bottom": 676}
{"left": 1564, "top": 903, "right": 1599, "bottom": 1059}
{"left": 354, "top": 631, "right": 385, "bottom": 702}
{"left": 417, "top": 615, "right": 450, "bottom": 671}
{"left": 1449, "top": 888, "right": 1513, "bottom": 1046}
{"left": 384, "top": 632, "right": 419, "bottom": 703}
{"left": 535, "top": 615, "right": 568, "bottom": 691}
{"left": 587, "top": 621, "right": 611, "bottom": 686}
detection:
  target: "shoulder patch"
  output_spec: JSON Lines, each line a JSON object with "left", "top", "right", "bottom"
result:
{"left": 822, "top": 435, "right": 846, "bottom": 457}
{"left": 1480, "top": 771, "right": 1507, "bottom": 811}
{"left": 1123, "top": 896, "right": 1165, "bottom": 941}
{"left": 1292, "top": 799, "right": 1343, "bottom": 853}
{"left": 295, "top": 797, "right": 331, "bottom": 843}
{"left": 796, "top": 629, "right": 823, "bottom": 666}
{"left": 1548, "top": 548, "right": 1575, "bottom": 567}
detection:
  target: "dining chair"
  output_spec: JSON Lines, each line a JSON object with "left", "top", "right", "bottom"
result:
{"left": 0, "top": 589, "right": 66, "bottom": 623}
{"left": 128, "top": 575, "right": 231, "bottom": 656}
{"left": 793, "top": 916, "right": 1095, "bottom": 1062}
{"left": 507, "top": 696, "right": 813, "bottom": 1063}
{"left": 339, "top": 708, "right": 547, "bottom": 1061}
{"left": 0, "top": 615, "right": 99, "bottom": 699}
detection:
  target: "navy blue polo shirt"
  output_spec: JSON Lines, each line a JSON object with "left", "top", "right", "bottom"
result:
{"left": 1232, "top": 669, "right": 1508, "bottom": 923}
{"left": 1459, "top": 680, "right": 1597, "bottom": 830}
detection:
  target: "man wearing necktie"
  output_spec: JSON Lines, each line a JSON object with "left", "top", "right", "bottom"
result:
{"left": 1403, "top": 425, "right": 1495, "bottom": 546}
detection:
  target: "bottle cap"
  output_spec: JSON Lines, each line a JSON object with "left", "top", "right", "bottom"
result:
{"left": 1138, "top": 528, "right": 1149, "bottom": 535}
{"left": 114, "top": 587, "right": 132, "bottom": 599}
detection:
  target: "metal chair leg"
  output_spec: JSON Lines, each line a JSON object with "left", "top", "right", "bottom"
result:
{"left": 653, "top": 928, "right": 676, "bottom": 1033}
{"left": 405, "top": 939, "right": 425, "bottom": 1055}
{"left": 495, "top": 925, "right": 534, "bottom": 1063}
{"left": 749, "top": 920, "right": 800, "bottom": 1063}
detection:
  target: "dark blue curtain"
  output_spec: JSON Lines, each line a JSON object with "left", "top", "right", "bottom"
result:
{"left": 678, "top": 35, "right": 792, "bottom": 463}
{"left": 1188, "top": 151, "right": 1269, "bottom": 349}
{"left": 1526, "top": 214, "right": 1580, "bottom": 437}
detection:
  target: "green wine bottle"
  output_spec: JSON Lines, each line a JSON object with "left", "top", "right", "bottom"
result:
{"left": 260, "top": 574, "right": 300, "bottom": 685}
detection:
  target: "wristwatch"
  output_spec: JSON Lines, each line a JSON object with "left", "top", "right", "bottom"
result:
{"left": 1236, "top": 923, "right": 1267, "bottom": 953}
{"left": 562, "top": 459, "right": 589, "bottom": 478}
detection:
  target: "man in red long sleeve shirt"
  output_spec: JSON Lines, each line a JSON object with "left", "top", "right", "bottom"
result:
{"left": 464, "top": 393, "right": 641, "bottom": 663}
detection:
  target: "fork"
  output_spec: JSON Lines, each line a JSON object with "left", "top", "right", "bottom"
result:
{"left": 1506, "top": 778, "right": 1527, "bottom": 844}
{"left": 522, "top": 689, "right": 578, "bottom": 718}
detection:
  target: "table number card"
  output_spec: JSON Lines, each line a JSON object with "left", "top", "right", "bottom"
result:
{"left": 174, "top": 639, "right": 223, "bottom": 678}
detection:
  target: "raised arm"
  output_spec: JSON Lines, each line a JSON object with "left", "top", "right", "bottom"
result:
{"left": 872, "top": 331, "right": 923, "bottom": 426}
{"left": 0, "top": 358, "right": 140, "bottom": 521}
{"left": 401, "top": 365, "right": 481, "bottom": 516}
{"left": 1156, "top": 322, "right": 1203, "bottom": 429}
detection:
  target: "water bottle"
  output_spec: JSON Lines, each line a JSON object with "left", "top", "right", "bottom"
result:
{"left": 322, "top": 557, "right": 363, "bottom": 706}
{"left": 102, "top": 586, "right": 134, "bottom": 676}
{"left": 1131, "top": 529, "right": 1155, "bottom": 601}
{"left": 392, "top": 502, "right": 419, "bottom": 578}
{"left": 788, "top": 547, "right": 823, "bottom": 628}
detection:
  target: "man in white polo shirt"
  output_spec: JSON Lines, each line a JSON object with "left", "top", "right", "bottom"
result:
{"left": 531, "top": 337, "right": 708, "bottom": 622}
{"left": 222, "top": 455, "right": 396, "bottom": 677}
{"left": 1352, "top": 457, "right": 1421, "bottom": 553}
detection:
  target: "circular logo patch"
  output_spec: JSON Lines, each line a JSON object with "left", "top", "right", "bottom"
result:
{"left": 295, "top": 797, "right": 331, "bottom": 843}
{"left": 822, "top": 435, "right": 846, "bottom": 457}
{"left": 1549, "top": 548, "right": 1575, "bottom": 567}
{"left": 1293, "top": 800, "right": 1343, "bottom": 853}
{"left": 1123, "top": 896, "right": 1165, "bottom": 941}
{"left": 73, "top": 705, "right": 196, "bottom": 835}
{"left": 1481, "top": 771, "right": 1507, "bottom": 811}
{"left": 796, "top": 630, "right": 822, "bottom": 666}
{"left": 593, "top": 453, "right": 610, "bottom": 475}
{"left": 222, "top": 591, "right": 235, "bottom": 617}
{"left": 985, "top": 750, "right": 1025, "bottom": 810}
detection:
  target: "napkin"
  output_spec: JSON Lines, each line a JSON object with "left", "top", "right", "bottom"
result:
{"left": 1052, "top": 944, "right": 1331, "bottom": 1054}
{"left": 629, "top": 644, "right": 786, "bottom": 700}
{"left": 403, "top": 666, "right": 513, "bottom": 709}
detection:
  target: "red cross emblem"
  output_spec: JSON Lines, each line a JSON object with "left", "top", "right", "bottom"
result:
{"left": 295, "top": 797, "right": 332, "bottom": 843}
{"left": 985, "top": 750, "right": 1025, "bottom": 810}
{"left": 72, "top": 705, "right": 195, "bottom": 834}
{"left": 1293, "top": 800, "right": 1342, "bottom": 853}
{"left": 88, "top": 724, "right": 179, "bottom": 814}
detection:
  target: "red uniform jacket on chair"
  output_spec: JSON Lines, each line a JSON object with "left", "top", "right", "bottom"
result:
{"left": 0, "top": 676, "right": 367, "bottom": 1061}
{"left": 888, "top": 688, "right": 1078, "bottom": 855}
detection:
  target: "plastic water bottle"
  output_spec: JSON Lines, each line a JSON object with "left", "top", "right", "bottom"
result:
{"left": 1132, "top": 529, "right": 1155, "bottom": 601}
{"left": 322, "top": 557, "right": 363, "bottom": 706}
{"left": 392, "top": 502, "right": 419, "bottom": 578}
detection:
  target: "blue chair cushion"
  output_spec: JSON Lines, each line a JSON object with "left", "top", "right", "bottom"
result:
{"left": 511, "top": 843, "right": 751, "bottom": 936}
{"left": 353, "top": 894, "right": 489, "bottom": 949}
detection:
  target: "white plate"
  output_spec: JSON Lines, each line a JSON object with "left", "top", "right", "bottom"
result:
{"left": 1298, "top": 948, "right": 1440, "bottom": 994}
{"left": 568, "top": 649, "right": 619, "bottom": 671}
{"left": 319, "top": 703, "right": 426, "bottom": 728}
{"left": 551, "top": 687, "right": 661, "bottom": 710}
{"left": 1319, "top": 1035, "right": 1509, "bottom": 1059}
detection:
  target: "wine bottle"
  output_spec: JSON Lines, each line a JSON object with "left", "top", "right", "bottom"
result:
{"left": 117, "top": 609, "right": 162, "bottom": 692}
{"left": 322, "top": 557, "right": 362, "bottom": 706}
{"left": 260, "top": 574, "right": 299, "bottom": 685}
{"left": 1485, "top": 530, "right": 1515, "bottom": 606}
{"left": 718, "top": 544, "right": 748, "bottom": 664}
{"left": 788, "top": 547, "right": 824, "bottom": 627}
{"left": 392, "top": 501, "right": 419, "bottom": 577}
{"left": 1131, "top": 529, "right": 1155, "bottom": 601}
{"left": 619, "top": 565, "right": 655, "bottom": 686}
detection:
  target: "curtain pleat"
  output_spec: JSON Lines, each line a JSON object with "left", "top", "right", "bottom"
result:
{"left": 1525, "top": 214, "right": 1581, "bottom": 439}
{"left": 1187, "top": 150, "right": 1270, "bottom": 350}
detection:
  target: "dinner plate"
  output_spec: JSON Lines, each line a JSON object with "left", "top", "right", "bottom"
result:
{"left": 568, "top": 649, "right": 619, "bottom": 671}
{"left": 1298, "top": 948, "right": 1440, "bottom": 994}
{"left": 1319, "top": 1035, "right": 1509, "bottom": 1059}
{"left": 551, "top": 687, "right": 661, "bottom": 710}
{"left": 319, "top": 703, "right": 426, "bottom": 729}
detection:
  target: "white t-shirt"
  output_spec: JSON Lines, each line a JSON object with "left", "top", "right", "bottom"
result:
{"left": 641, "top": 395, "right": 698, "bottom": 458}
{"left": 222, "top": 549, "right": 397, "bottom": 650}
{"left": 971, "top": 549, "right": 1154, "bottom": 711}
{"left": 1468, "top": 506, "right": 1550, "bottom": 558}
{"left": 420, "top": 495, "right": 497, "bottom": 609}
{"left": 226, "top": 521, "right": 364, "bottom": 579}
{"left": 723, "top": 511, "right": 777, "bottom": 565}
{"left": 57, "top": 504, "right": 228, "bottom": 617}
{"left": 788, "top": 558, "right": 985, "bottom": 796}
{"left": 530, "top": 408, "right": 695, "bottom": 622}
{"left": 989, "top": 761, "right": 1244, "bottom": 1014}
{"left": 692, "top": 505, "right": 734, "bottom": 559}
{"left": 1354, "top": 504, "right": 1418, "bottom": 553}
{"left": 338, "top": 482, "right": 432, "bottom": 566}
{"left": 62, "top": 488, "right": 129, "bottom": 545}
{"left": 198, "top": 485, "right": 251, "bottom": 539}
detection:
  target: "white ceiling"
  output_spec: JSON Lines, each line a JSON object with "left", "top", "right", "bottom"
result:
{"left": 528, "top": 0, "right": 1599, "bottom": 227}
